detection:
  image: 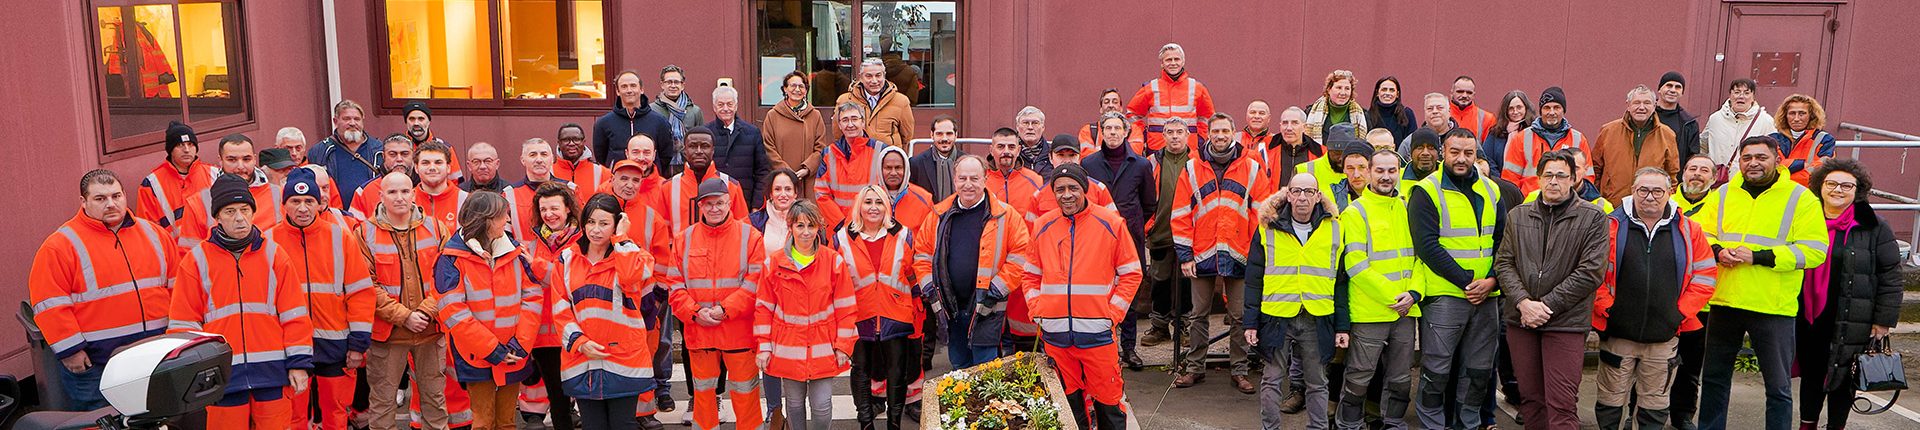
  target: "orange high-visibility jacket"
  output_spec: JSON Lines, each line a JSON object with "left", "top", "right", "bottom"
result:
{"left": 1021, "top": 205, "right": 1143, "bottom": 348}
{"left": 356, "top": 208, "right": 444, "bottom": 343}
{"left": 266, "top": 214, "right": 375, "bottom": 369}
{"left": 136, "top": 161, "right": 219, "bottom": 229}
{"left": 815, "top": 137, "right": 887, "bottom": 226}
{"left": 1451, "top": 104, "right": 1497, "bottom": 141}
{"left": 435, "top": 235, "right": 546, "bottom": 385}
{"left": 168, "top": 233, "right": 314, "bottom": 397}
{"left": 1127, "top": 70, "right": 1217, "bottom": 153}
{"left": 890, "top": 184, "right": 936, "bottom": 231}
{"left": 834, "top": 225, "right": 923, "bottom": 340}
{"left": 173, "top": 177, "right": 282, "bottom": 249}
{"left": 348, "top": 178, "right": 383, "bottom": 221}
{"left": 1173, "top": 147, "right": 1273, "bottom": 277}
{"left": 754, "top": 246, "right": 858, "bottom": 381}
{"left": 523, "top": 226, "right": 580, "bottom": 349}
{"left": 1595, "top": 202, "right": 1718, "bottom": 334}
{"left": 911, "top": 197, "right": 1032, "bottom": 347}
{"left": 666, "top": 219, "right": 765, "bottom": 351}
{"left": 551, "top": 241, "right": 664, "bottom": 400}
{"left": 554, "top": 157, "right": 611, "bottom": 204}
{"left": 1028, "top": 177, "right": 1119, "bottom": 225}
{"left": 1500, "top": 127, "right": 1589, "bottom": 194}
{"left": 415, "top": 185, "right": 469, "bottom": 236}
{"left": 29, "top": 212, "right": 177, "bottom": 366}
{"left": 617, "top": 193, "right": 675, "bottom": 274}
{"left": 986, "top": 166, "right": 1045, "bottom": 216}
{"left": 668, "top": 169, "right": 748, "bottom": 235}
{"left": 503, "top": 180, "right": 573, "bottom": 243}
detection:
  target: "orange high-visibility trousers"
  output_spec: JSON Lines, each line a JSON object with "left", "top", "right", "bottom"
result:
{"left": 206, "top": 396, "right": 292, "bottom": 430}
{"left": 1045, "top": 342, "right": 1126, "bottom": 405}
{"left": 289, "top": 371, "right": 358, "bottom": 429}
{"left": 688, "top": 349, "right": 763, "bottom": 429}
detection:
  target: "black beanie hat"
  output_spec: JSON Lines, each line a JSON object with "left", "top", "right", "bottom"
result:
{"left": 210, "top": 174, "right": 255, "bottom": 213}
{"left": 1409, "top": 128, "right": 1441, "bottom": 150}
{"left": 164, "top": 121, "right": 197, "bottom": 153}
{"left": 1660, "top": 71, "right": 1686, "bottom": 88}
{"left": 1540, "top": 86, "right": 1567, "bottom": 108}
{"left": 403, "top": 101, "right": 432, "bottom": 119}
{"left": 1050, "top": 162, "right": 1089, "bottom": 189}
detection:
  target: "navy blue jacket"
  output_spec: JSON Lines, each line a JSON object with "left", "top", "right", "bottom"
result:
{"left": 707, "top": 119, "right": 772, "bottom": 209}
{"left": 1079, "top": 149, "right": 1157, "bottom": 252}
{"left": 592, "top": 94, "right": 678, "bottom": 175}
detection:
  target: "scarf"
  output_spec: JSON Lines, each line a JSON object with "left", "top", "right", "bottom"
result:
{"left": 211, "top": 225, "right": 258, "bottom": 254}
{"left": 1020, "top": 138, "right": 1052, "bottom": 176}
{"left": 663, "top": 94, "right": 692, "bottom": 142}
{"left": 1532, "top": 117, "right": 1572, "bottom": 144}
{"left": 536, "top": 223, "right": 577, "bottom": 253}
{"left": 1805, "top": 205, "right": 1857, "bottom": 322}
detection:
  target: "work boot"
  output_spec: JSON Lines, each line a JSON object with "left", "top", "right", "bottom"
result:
{"left": 1799, "top": 422, "right": 1817, "bottom": 430}
{"left": 636, "top": 415, "right": 665, "bottom": 430}
{"left": 1140, "top": 325, "right": 1172, "bottom": 346}
{"left": 1173, "top": 372, "right": 1205, "bottom": 388}
{"left": 904, "top": 403, "right": 921, "bottom": 422}
{"left": 1067, "top": 392, "right": 1091, "bottom": 430}
{"left": 768, "top": 408, "right": 789, "bottom": 430}
{"left": 1120, "top": 350, "right": 1145, "bottom": 371}
{"left": 1094, "top": 402, "right": 1128, "bottom": 430}
{"left": 1595, "top": 404, "right": 1626, "bottom": 430}
{"left": 1637, "top": 408, "right": 1670, "bottom": 430}
{"left": 1279, "top": 386, "right": 1306, "bottom": 414}
{"left": 655, "top": 391, "right": 675, "bottom": 413}
{"left": 1231, "top": 375, "right": 1257, "bottom": 395}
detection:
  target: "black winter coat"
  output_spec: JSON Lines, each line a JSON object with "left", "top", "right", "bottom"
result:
{"left": 707, "top": 119, "right": 772, "bottom": 209}
{"left": 1814, "top": 203, "right": 1906, "bottom": 391}
{"left": 1080, "top": 149, "right": 1158, "bottom": 252}
{"left": 592, "top": 94, "right": 678, "bottom": 174}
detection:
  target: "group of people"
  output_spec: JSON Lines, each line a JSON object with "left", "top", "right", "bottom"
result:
{"left": 26, "top": 41, "right": 1902, "bottom": 430}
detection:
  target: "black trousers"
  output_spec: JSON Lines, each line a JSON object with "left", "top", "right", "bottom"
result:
{"left": 1671, "top": 315, "right": 1710, "bottom": 426}
{"left": 850, "top": 336, "right": 922, "bottom": 429}
{"left": 1796, "top": 313, "right": 1857, "bottom": 427}
{"left": 532, "top": 346, "right": 574, "bottom": 430}
{"left": 576, "top": 396, "right": 637, "bottom": 430}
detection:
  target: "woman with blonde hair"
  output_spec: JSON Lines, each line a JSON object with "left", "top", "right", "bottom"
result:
{"left": 1305, "top": 69, "right": 1371, "bottom": 143}
{"left": 1766, "top": 94, "right": 1835, "bottom": 186}
{"left": 836, "top": 185, "right": 925, "bottom": 429}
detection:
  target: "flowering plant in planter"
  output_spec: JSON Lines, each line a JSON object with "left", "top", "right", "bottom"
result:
{"left": 928, "top": 352, "right": 1069, "bottom": 429}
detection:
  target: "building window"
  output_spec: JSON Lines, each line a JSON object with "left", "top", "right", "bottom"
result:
{"left": 377, "top": 0, "right": 611, "bottom": 111}
{"left": 91, "top": 0, "right": 252, "bottom": 155}
{"left": 755, "top": 1, "right": 958, "bottom": 108}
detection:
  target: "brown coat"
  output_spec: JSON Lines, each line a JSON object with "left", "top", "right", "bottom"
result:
{"left": 836, "top": 82, "right": 915, "bottom": 149}
{"left": 762, "top": 98, "right": 832, "bottom": 176}
{"left": 1591, "top": 116, "right": 1679, "bottom": 205}
{"left": 1493, "top": 199, "right": 1610, "bottom": 332}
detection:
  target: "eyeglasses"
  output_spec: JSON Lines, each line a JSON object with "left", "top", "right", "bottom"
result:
{"left": 1824, "top": 181, "right": 1858, "bottom": 192}
{"left": 1634, "top": 187, "right": 1668, "bottom": 196}
{"left": 1540, "top": 172, "right": 1574, "bottom": 181}
{"left": 661, "top": 80, "right": 685, "bottom": 85}
{"left": 1288, "top": 188, "right": 1320, "bottom": 196}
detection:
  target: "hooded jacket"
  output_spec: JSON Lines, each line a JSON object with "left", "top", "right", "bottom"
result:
{"left": 169, "top": 228, "right": 314, "bottom": 400}
{"left": 836, "top": 81, "right": 915, "bottom": 149}
{"left": 593, "top": 94, "right": 678, "bottom": 174}
{"left": 357, "top": 206, "right": 444, "bottom": 344}
{"left": 435, "top": 233, "right": 546, "bottom": 385}
{"left": 1594, "top": 197, "right": 1716, "bottom": 343}
{"left": 1172, "top": 141, "right": 1273, "bottom": 277}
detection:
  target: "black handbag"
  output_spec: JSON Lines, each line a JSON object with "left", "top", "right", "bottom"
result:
{"left": 1852, "top": 336, "right": 1907, "bottom": 415}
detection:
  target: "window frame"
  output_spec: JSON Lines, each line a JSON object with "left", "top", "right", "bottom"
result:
{"left": 744, "top": 0, "right": 962, "bottom": 124}
{"left": 369, "top": 0, "right": 619, "bottom": 116}
{"left": 86, "top": 0, "right": 256, "bottom": 159}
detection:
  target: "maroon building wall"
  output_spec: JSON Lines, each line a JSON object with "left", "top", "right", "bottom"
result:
{"left": 1, "top": 0, "right": 1914, "bottom": 378}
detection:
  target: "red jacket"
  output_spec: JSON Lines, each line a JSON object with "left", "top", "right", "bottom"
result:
{"left": 435, "top": 235, "right": 546, "bottom": 385}
{"left": 667, "top": 219, "right": 765, "bottom": 351}
{"left": 1594, "top": 201, "right": 1717, "bottom": 334}
{"left": 169, "top": 231, "right": 313, "bottom": 397}
{"left": 135, "top": 161, "right": 219, "bottom": 229}
{"left": 754, "top": 246, "right": 858, "bottom": 381}
{"left": 834, "top": 225, "right": 922, "bottom": 341}
{"left": 29, "top": 213, "right": 176, "bottom": 366}
{"left": 551, "top": 241, "right": 664, "bottom": 400}
{"left": 266, "top": 214, "right": 375, "bottom": 368}
{"left": 1021, "top": 205, "right": 1143, "bottom": 348}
